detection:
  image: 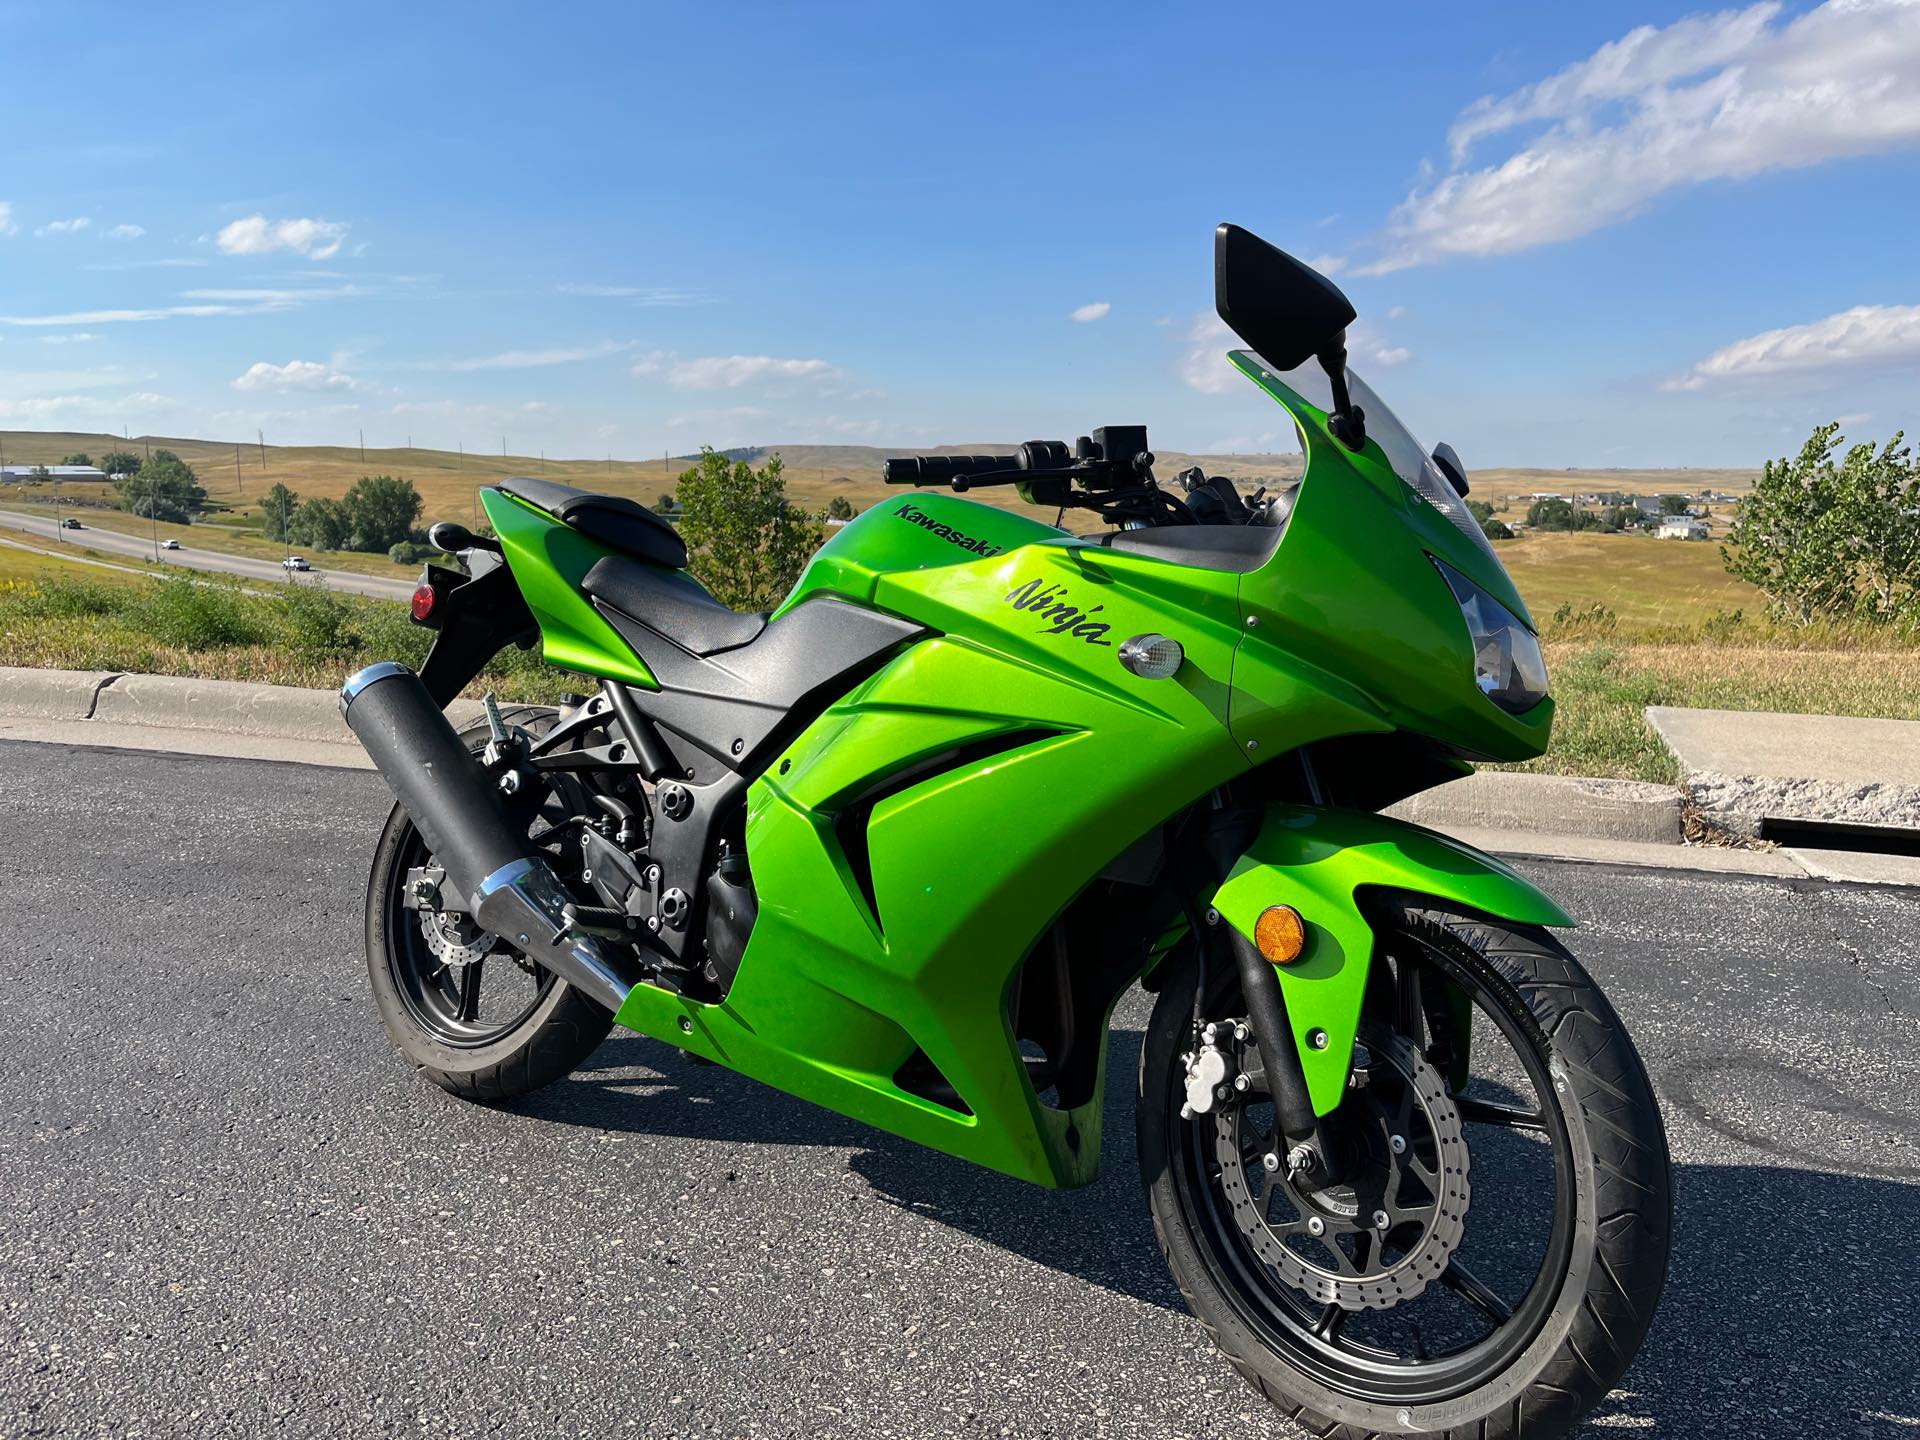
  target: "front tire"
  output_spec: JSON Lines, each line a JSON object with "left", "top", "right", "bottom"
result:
{"left": 363, "top": 705, "right": 614, "bottom": 1103}
{"left": 1138, "top": 905, "right": 1670, "bottom": 1439}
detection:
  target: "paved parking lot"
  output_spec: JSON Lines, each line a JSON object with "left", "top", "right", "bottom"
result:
{"left": 1, "top": 741, "right": 1915, "bottom": 1437}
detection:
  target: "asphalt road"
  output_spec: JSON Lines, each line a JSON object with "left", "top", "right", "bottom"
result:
{"left": 1, "top": 741, "right": 1914, "bottom": 1439}
{"left": 0, "top": 507, "right": 415, "bottom": 601}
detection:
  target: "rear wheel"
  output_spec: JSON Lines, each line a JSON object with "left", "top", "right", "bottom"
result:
{"left": 1138, "top": 905, "right": 1670, "bottom": 1439}
{"left": 363, "top": 705, "right": 613, "bottom": 1102}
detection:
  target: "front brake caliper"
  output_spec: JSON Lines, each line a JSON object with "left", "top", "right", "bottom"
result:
{"left": 1180, "top": 1018, "right": 1251, "bottom": 1119}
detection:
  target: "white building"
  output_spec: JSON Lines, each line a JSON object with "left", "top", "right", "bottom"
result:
{"left": 0, "top": 464, "right": 109, "bottom": 483}
{"left": 1656, "top": 517, "right": 1708, "bottom": 541}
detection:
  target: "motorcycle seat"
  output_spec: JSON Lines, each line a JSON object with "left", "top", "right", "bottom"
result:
{"left": 497, "top": 476, "right": 688, "bottom": 570}
{"left": 581, "top": 554, "right": 768, "bottom": 657}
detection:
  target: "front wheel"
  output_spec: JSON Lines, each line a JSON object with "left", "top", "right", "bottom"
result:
{"left": 1138, "top": 905, "right": 1671, "bottom": 1439}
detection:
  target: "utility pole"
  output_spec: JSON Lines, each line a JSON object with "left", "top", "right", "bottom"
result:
{"left": 234, "top": 444, "right": 242, "bottom": 497}
{"left": 359, "top": 429, "right": 366, "bottom": 463}
{"left": 258, "top": 429, "right": 266, "bottom": 467}
{"left": 149, "top": 471, "right": 160, "bottom": 563}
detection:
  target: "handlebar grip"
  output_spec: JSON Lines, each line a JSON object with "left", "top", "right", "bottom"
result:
{"left": 883, "top": 454, "right": 1019, "bottom": 486}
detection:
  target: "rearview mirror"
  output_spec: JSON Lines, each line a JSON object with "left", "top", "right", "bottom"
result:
{"left": 1214, "top": 223, "right": 1357, "bottom": 372}
{"left": 1431, "top": 442, "right": 1469, "bottom": 497}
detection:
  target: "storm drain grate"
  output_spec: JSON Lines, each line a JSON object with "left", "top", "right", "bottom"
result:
{"left": 1756, "top": 815, "right": 1920, "bottom": 857}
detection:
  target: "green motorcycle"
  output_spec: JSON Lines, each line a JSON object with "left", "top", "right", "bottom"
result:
{"left": 343, "top": 224, "right": 1670, "bottom": 1438}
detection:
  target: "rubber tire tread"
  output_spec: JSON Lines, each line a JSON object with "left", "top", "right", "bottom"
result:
{"left": 363, "top": 704, "right": 615, "bottom": 1103}
{"left": 1138, "top": 905, "right": 1671, "bottom": 1440}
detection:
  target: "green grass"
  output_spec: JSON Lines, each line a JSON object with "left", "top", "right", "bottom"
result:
{"left": 1507, "top": 639, "right": 1920, "bottom": 781}
{"left": 0, "top": 573, "right": 568, "bottom": 701}
{"left": 0, "top": 541, "right": 156, "bottom": 588}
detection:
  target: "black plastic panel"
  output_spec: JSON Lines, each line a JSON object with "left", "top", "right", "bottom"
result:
{"left": 599, "top": 595, "right": 925, "bottom": 772}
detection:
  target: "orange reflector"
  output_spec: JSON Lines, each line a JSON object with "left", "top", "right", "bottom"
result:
{"left": 1255, "top": 905, "right": 1306, "bottom": 965}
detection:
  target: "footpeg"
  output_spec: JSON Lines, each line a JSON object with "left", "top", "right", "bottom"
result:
{"left": 561, "top": 901, "right": 643, "bottom": 940}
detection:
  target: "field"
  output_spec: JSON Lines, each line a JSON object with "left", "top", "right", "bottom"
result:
{"left": 2, "top": 428, "right": 1756, "bottom": 554}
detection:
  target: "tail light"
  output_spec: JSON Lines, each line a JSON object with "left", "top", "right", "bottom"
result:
{"left": 410, "top": 571, "right": 443, "bottom": 629}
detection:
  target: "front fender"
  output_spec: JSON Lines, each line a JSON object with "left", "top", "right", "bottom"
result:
{"left": 1210, "top": 805, "right": 1574, "bottom": 1114}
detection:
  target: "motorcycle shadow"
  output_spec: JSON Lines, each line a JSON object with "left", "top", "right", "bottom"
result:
{"left": 532, "top": 1031, "right": 1920, "bottom": 1432}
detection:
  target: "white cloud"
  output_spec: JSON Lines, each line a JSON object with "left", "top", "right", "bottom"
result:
{"left": 1666, "top": 302, "right": 1920, "bottom": 389}
{"left": 82, "top": 257, "right": 208, "bottom": 271}
{"left": 105, "top": 223, "right": 145, "bottom": 240}
{"left": 40, "top": 333, "right": 98, "bottom": 345}
{"left": 443, "top": 340, "right": 632, "bottom": 371}
{"left": 232, "top": 359, "right": 358, "bottom": 392}
{"left": 1181, "top": 311, "right": 1410, "bottom": 390}
{"left": 181, "top": 285, "right": 364, "bottom": 303}
{"left": 557, "top": 282, "right": 707, "bottom": 304}
{"left": 0, "top": 202, "right": 15, "bottom": 236}
{"left": 1180, "top": 313, "right": 1241, "bottom": 394}
{"left": 1302, "top": 254, "right": 1348, "bottom": 276}
{"left": 0, "top": 304, "right": 255, "bottom": 326}
{"left": 216, "top": 214, "right": 349, "bottom": 260}
{"left": 1070, "top": 301, "right": 1111, "bottom": 323}
{"left": 666, "top": 405, "right": 769, "bottom": 427}
{"left": 36, "top": 217, "right": 91, "bottom": 236}
{"left": 1373, "top": 0, "right": 1920, "bottom": 270}
{"left": 638, "top": 353, "right": 840, "bottom": 389}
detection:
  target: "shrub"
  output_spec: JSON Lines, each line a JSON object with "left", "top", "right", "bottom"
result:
{"left": 387, "top": 540, "right": 438, "bottom": 565}
{"left": 9, "top": 576, "right": 131, "bottom": 620}
{"left": 133, "top": 579, "right": 271, "bottom": 648}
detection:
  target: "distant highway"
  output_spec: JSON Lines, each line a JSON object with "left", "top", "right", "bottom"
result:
{"left": 0, "top": 507, "right": 414, "bottom": 601}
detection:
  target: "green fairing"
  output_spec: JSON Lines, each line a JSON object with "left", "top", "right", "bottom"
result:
{"left": 489, "top": 347, "right": 1559, "bottom": 1187}
{"left": 1209, "top": 805, "right": 1574, "bottom": 1114}
{"left": 481, "top": 489, "right": 659, "bottom": 689}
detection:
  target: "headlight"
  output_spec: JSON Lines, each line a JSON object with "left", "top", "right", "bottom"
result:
{"left": 1433, "top": 559, "right": 1549, "bottom": 714}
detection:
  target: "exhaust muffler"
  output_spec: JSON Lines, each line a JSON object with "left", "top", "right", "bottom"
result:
{"left": 340, "top": 661, "right": 637, "bottom": 1014}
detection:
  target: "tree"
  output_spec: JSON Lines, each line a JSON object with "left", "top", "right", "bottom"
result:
{"left": 827, "top": 496, "right": 856, "bottom": 521}
{"left": 1833, "top": 431, "right": 1920, "bottom": 620}
{"left": 288, "top": 497, "right": 351, "bottom": 551}
{"left": 261, "top": 483, "right": 300, "bottom": 543}
{"left": 1658, "top": 494, "right": 1691, "bottom": 516}
{"left": 62, "top": 452, "right": 93, "bottom": 467}
{"left": 1602, "top": 505, "right": 1643, "bottom": 533}
{"left": 1721, "top": 424, "right": 1859, "bottom": 625}
{"left": 1466, "top": 499, "right": 1511, "bottom": 540}
{"left": 115, "top": 450, "right": 205, "bottom": 520}
{"left": 341, "top": 474, "right": 422, "bottom": 552}
{"left": 653, "top": 492, "right": 679, "bottom": 514}
{"left": 97, "top": 449, "right": 142, "bottom": 480}
{"left": 675, "top": 447, "right": 825, "bottom": 611}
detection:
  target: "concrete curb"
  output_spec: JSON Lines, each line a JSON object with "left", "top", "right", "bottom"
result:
{"left": 0, "top": 666, "right": 117, "bottom": 721}
{"left": 0, "top": 666, "right": 482, "bottom": 749}
{"left": 1385, "top": 770, "right": 1683, "bottom": 844}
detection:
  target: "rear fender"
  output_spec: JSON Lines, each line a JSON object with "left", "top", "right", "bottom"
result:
{"left": 416, "top": 555, "right": 538, "bottom": 707}
{"left": 1209, "top": 805, "right": 1574, "bottom": 1114}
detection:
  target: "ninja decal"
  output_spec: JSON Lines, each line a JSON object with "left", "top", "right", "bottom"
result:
{"left": 1003, "top": 578, "right": 1114, "bottom": 646}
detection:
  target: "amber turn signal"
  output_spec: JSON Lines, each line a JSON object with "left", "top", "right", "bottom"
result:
{"left": 1254, "top": 905, "right": 1306, "bottom": 965}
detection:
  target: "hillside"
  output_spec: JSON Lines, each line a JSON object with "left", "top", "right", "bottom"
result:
{"left": 0, "top": 429, "right": 1753, "bottom": 532}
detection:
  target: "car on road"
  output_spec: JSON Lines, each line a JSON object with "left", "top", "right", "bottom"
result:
{"left": 161, "top": 538, "right": 181, "bottom": 551}
{"left": 59, "top": 518, "right": 83, "bottom": 529}
{"left": 283, "top": 556, "right": 312, "bottom": 572}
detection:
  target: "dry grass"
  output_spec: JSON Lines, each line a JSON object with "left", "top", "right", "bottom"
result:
{"left": 1512, "top": 641, "right": 1920, "bottom": 782}
{"left": 1498, "top": 532, "right": 1760, "bottom": 632}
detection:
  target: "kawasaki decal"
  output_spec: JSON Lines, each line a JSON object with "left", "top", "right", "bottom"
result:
{"left": 1003, "top": 578, "right": 1114, "bottom": 646}
{"left": 893, "top": 502, "right": 1005, "bottom": 557}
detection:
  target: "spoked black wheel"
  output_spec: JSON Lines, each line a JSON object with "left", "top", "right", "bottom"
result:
{"left": 363, "top": 705, "right": 613, "bottom": 1102}
{"left": 1139, "top": 905, "right": 1671, "bottom": 1440}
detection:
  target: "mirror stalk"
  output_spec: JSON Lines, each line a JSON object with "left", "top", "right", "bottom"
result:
{"left": 1317, "top": 340, "right": 1367, "bottom": 452}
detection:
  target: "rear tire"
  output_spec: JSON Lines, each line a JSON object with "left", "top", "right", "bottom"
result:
{"left": 1138, "top": 905, "right": 1671, "bottom": 1439}
{"left": 363, "top": 705, "right": 614, "bottom": 1102}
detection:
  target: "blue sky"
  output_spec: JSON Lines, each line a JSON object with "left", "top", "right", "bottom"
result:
{"left": 2, "top": 0, "right": 1918, "bottom": 467}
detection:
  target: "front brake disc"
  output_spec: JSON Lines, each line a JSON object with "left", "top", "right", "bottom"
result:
{"left": 1214, "top": 1030, "right": 1470, "bottom": 1311}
